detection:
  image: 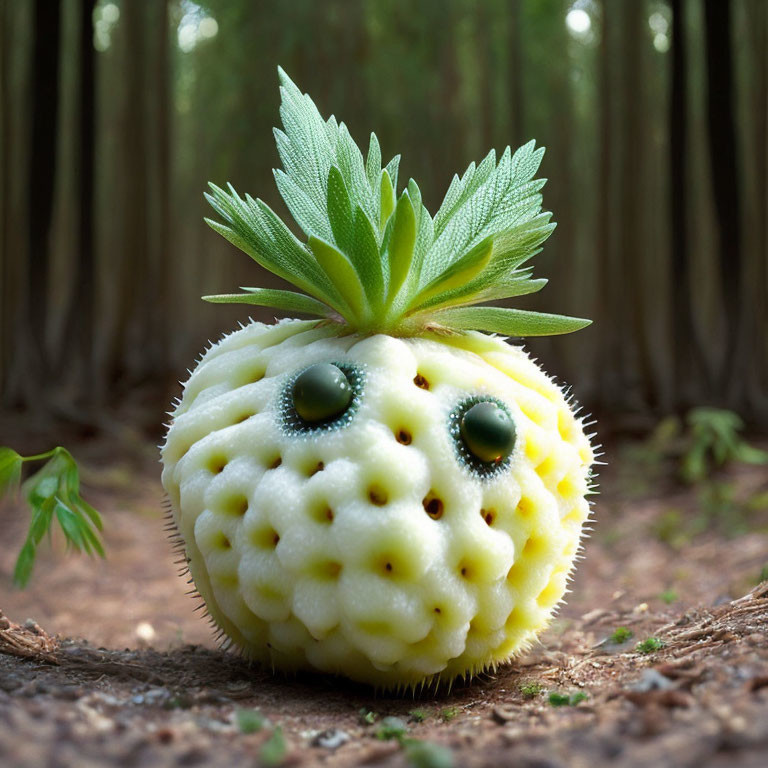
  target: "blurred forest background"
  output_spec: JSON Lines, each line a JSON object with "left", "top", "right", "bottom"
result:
{"left": 1, "top": 0, "right": 767, "bottom": 435}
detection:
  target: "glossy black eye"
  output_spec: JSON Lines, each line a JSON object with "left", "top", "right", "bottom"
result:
{"left": 449, "top": 397, "right": 516, "bottom": 478}
{"left": 292, "top": 363, "right": 352, "bottom": 422}
{"left": 460, "top": 402, "right": 516, "bottom": 463}
{"left": 281, "top": 362, "right": 365, "bottom": 435}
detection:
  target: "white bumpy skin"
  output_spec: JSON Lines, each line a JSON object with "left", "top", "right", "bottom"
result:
{"left": 161, "top": 319, "right": 594, "bottom": 688}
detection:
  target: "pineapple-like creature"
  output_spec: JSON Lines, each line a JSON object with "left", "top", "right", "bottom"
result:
{"left": 162, "top": 69, "right": 595, "bottom": 689}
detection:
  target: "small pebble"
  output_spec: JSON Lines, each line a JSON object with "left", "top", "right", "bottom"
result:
{"left": 135, "top": 622, "right": 157, "bottom": 645}
{"left": 630, "top": 669, "right": 675, "bottom": 693}
{"left": 312, "top": 729, "right": 350, "bottom": 749}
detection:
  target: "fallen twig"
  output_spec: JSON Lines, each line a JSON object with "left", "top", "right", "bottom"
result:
{"left": 0, "top": 609, "right": 59, "bottom": 664}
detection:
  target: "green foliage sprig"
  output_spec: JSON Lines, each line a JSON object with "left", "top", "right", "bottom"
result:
{"left": 0, "top": 446, "right": 105, "bottom": 588}
{"left": 636, "top": 637, "right": 665, "bottom": 654}
{"left": 548, "top": 690, "right": 588, "bottom": 707}
{"left": 203, "top": 68, "right": 590, "bottom": 339}
{"left": 621, "top": 408, "right": 768, "bottom": 537}
{"left": 626, "top": 408, "right": 768, "bottom": 488}
{"left": 680, "top": 408, "right": 768, "bottom": 483}
{"left": 608, "top": 626, "right": 634, "bottom": 644}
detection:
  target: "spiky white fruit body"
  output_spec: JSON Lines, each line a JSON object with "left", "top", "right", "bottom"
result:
{"left": 161, "top": 318, "right": 594, "bottom": 688}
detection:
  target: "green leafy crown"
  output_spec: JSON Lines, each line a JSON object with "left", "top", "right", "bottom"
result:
{"left": 204, "top": 68, "right": 590, "bottom": 338}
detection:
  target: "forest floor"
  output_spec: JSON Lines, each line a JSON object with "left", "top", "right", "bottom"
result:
{"left": 1, "top": 423, "right": 767, "bottom": 768}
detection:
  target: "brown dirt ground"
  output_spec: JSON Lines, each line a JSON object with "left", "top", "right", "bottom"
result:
{"left": 1, "top": 428, "right": 767, "bottom": 768}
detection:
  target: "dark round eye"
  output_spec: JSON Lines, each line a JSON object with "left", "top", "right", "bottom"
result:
{"left": 448, "top": 397, "right": 516, "bottom": 478}
{"left": 459, "top": 401, "right": 516, "bottom": 464}
{"left": 291, "top": 363, "right": 353, "bottom": 423}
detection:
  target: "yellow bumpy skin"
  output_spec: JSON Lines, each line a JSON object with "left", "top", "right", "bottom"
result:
{"left": 161, "top": 319, "right": 594, "bottom": 688}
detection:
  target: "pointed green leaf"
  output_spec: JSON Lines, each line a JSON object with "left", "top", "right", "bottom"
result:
{"left": 411, "top": 237, "right": 494, "bottom": 308}
{"left": 385, "top": 192, "right": 416, "bottom": 304}
{"left": 432, "top": 306, "right": 592, "bottom": 336}
{"left": 13, "top": 541, "right": 36, "bottom": 588}
{"left": 74, "top": 497, "right": 103, "bottom": 533}
{"left": 353, "top": 206, "right": 384, "bottom": 309}
{"left": 0, "top": 447, "right": 23, "bottom": 497}
{"left": 273, "top": 169, "right": 330, "bottom": 240}
{"left": 204, "top": 288, "right": 332, "bottom": 317}
{"left": 335, "top": 123, "right": 375, "bottom": 222}
{"left": 78, "top": 516, "right": 106, "bottom": 558}
{"left": 204, "top": 186, "right": 340, "bottom": 307}
{"left": 366, "top": 132, "right": 382, "bottom": 190}
{"left": 385, "top": 155, "right": 400, "bottom": 193}
{"left": 405, "top": 179, "right": 434, "bottom": 290}
{"left": 29, "top": 497, "right": 55, "bottom": 545}
{"left": 327, "top": 166, "right": 355, "bottom": 254}
{"left": 309, "top": 236, "right": 368, "bottom": 322}
{"left": 275, "top": 67, "right": 339, "bottom": 221}
{"left": 416, "top": 274, "right": 549, "bottom": 315}
{"left": 422, "top": 142, "right": 548, "bottom": 286}
{"left": 379, "top": 170, "right": 395, "bottom": 231}
{"left": 56, "top": 501, "right": 86, "bottom": 551}
{"left": 433, "top": 149, "right": 496, "bottom": 236}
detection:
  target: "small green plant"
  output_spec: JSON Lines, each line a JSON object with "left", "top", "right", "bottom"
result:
{"left": 373, "top": 714, "right": 454, "bottom": 766}
{"left": 403, "top": 739, "right": 455, "bottom": 768}
{"left": 636, "top": 637, "right": 665, "bottom": 654}
{"left": 235, "top": 708, "right": 266, "bottom": 733}
{"left": 548, "top": 692, "right": 570, "bottom": 706}
{"left": 651, "top": 509, "right": 689, "bottom": 548}
{"left": 439, "top": 706, "right": 460, "bottom": 722}
{"left": 548, "top": 690, "right": 587, "bottom": 707}
{"left": 608, "top": 626, "right": 634, "bottom": 644}
{"left": 757, "top": 564, "right": 768, "bottom": 584}
{"left": 659, "top": 589, "right": 678, "bottom": 604}
{"left": 629, "top": 409, "right": 768, "bottom": 539}
{"left": 622, "top": 408, "right": 768, "bottom": 501}
{"left": 1, "top": 446, "right": 104, "bottom": 587}
{"left": 376, "top": 716, "right": 408, "bottom": 740}
{"left": 519, "top": 681, "right": 544, "bottom": 699}
{"left": 569, "top": 691, "right": 588, "bottom": 705}
{"left": 259, "top": 726, "right": 286, "bottom": 766}
{"left": 358, "top": 708, "right": 377, "bottom": 725}
{"left": 681, "top": 409, "right": 768, "bottom": 483}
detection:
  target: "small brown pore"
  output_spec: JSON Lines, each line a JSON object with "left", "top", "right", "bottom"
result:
{"left": 396, "top": 429, "right": 412, "bottom": 445}
{"left": 481, "top": 508, "right": 496, "bottom": 526}
{"left": 368, "top": 485, "right": 388, "bottom": 506}
{"left": 209, "top": 455, "right": 227, "bottom": 474}
{"left": 268, "top": 456, "right": 282, "bottom": 470}
{"left": 413, "top": 373, "right": 430, "bottom": 390}
{"left": 423, "top": 493, "right": 444, "bottom": 520}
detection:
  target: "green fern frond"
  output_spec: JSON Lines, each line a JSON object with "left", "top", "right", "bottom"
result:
{"left": 1, "top": 446, "right": 105, "bottom": 588}
{"left": 203, "top": 68, "right": 591, "bottom": 339}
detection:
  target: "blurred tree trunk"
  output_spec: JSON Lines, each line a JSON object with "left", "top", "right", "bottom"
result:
{"left": 25, "top": 0, "right": 61, "bottom": 401}
{"left": 0, "top": 0, "right": 11, "bottom": 399}
{"left": 745, "top": 0, "right": 768, "bottom": 419}
{"left": 100, "top": 0, "right": 149, "bottom": 394}
{"left": 669, "top": 0, "right": 704, "bottom": 408}
{"left": 57, "top": 0, "right": 96, "bottom": 405}
{"left": 509, "top": 0, "right": 524, "bottom": 148}
{"left": 147, "top": 1, "right": 171, "bottom": 374}
{"left": 596, "top": 0, "right": 618, "bottom": 409}
{"left": 703, "top": 0, "right": 743, "bottom": 399}
{"left": 619, "top": 0, "right": 655, "bottom": 410}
